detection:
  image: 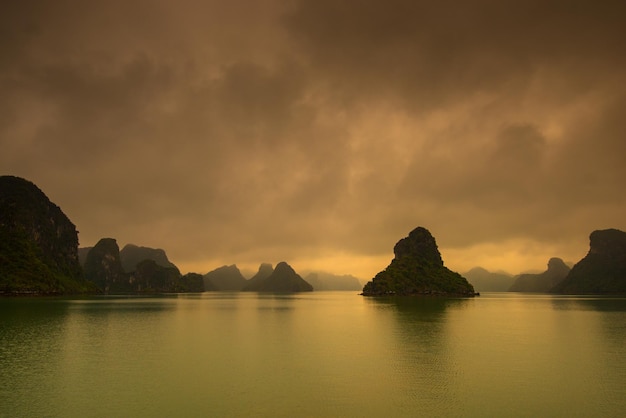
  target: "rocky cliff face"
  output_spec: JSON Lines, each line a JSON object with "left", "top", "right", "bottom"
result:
{"left": 553, "top": 229, "right": 626, "bottom": 294}
{"left": 130, "top": 259, "right": 183, "bottom": 293}
{"left": 84, "top": 238, "right": 205, "bottom": 293}
{"left": 243, "top": 261, "right": 313, "bottom": 292}
{"left": 508, "top": 258, "right": 570, "bottom": 292}
{"left": 362, "top": 227, "right": 476, "bottom": 296}
{"left": 394, "top": 227, "right": 443, "bottom": 266}
{"left": 119, "top": 244, "right": 178, "bottom": 272}
{"left": 0, "top": 176, "right": 94, "bottom": 294}
{"left": 83, "top": 238, "right": 129, "bottom": 294}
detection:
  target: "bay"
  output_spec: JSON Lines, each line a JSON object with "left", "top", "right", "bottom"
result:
{"left": 1, "top": 292, "right": 625, "bottom": 417}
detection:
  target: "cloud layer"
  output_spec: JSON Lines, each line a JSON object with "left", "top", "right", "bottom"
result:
{"left": 2, "top": 0, "right": 625, "bottom": 277}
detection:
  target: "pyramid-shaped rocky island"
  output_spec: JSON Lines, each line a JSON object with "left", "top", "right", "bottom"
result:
{"left": 362, "top": 227, "right": 477, "bottom": 296}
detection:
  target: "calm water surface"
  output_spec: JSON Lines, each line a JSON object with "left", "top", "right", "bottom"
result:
{"left": 1, "top": 292, "right": 625, "bottom": 417}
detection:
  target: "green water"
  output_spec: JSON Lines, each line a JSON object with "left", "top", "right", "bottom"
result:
{"left": 1, "top": 292, "right": 625, "bottom": 417}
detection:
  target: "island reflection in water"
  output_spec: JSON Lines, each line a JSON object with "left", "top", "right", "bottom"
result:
{"left": 1, "top": 292, "right": 625, "bottom": 417}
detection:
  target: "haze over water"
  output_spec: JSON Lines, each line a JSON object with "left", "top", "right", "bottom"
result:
{"left": 1, "top": 292, "right": 625, "bottom": 417}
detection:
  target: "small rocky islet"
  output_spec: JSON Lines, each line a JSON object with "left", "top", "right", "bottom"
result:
{"left": 361, "top": 227, "right": 477, "bottom": 297}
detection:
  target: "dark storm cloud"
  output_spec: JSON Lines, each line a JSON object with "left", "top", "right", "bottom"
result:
{"left": 1, "top": 0, "right": 625, "bottom": 276}
{"left": 286, "top": 0, "right": 626, "bottom": 107}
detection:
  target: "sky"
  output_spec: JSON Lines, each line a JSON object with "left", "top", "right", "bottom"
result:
{"left": 2, "top": 0, "right": 625, "bottom": 279}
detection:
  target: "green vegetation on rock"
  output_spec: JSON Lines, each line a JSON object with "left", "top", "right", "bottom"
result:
{"left": 0, "top": 176, "right": 96, "bottom": 294}
{"left": 131, "top": 259, "right": 184, "bottom": 293}
{"left": 84, "top": 238, "right": 204, "bottom": 294}
{"left": 362, "top": 227, "right": 476, "bottom": 296}
{"left": 178, "top": 273, "right": 205, "bottom": 292}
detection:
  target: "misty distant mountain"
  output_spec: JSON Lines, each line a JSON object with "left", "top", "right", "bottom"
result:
{"left": 204, "top": 264, "right": 248, "bottom": 291}
{"left": 78, "top": 247, "right": 92, "bottom": 266}
{"left": 462, "top": 267, "right": 514, "bottom": 292}
{"left": 242, "top": 261, "right": 313, "bottom": 292}
{"left": 303, "top": 271, "right": 363, "bottom": 290}
{"left": 242, "top": 263, "right": 274, "bottom": 290}
{"left": 508, "top": 258, "right": 570, "bottom": 292}
{"left": 119, "top": 244, "right": 178, "bottom": 273}
{"left": 362, "top": 227, "right": 476, "bottom": 296}
{"left": 553, "top": 229, "right": 626, "bottom": 294}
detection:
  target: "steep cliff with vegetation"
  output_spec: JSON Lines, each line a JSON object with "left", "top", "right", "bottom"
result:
{"left": 553, "top": 229, "right": 626, "bottom": 294}
{"left": 130, "top": 259, "right": 184, "bottom": 293}
{"left": 84, "top": 238, "right": 204, "bottom": 293}
{"left": 178, "top": 273, "right": 205, "bottom": 292}
{"left": 362, "top": 227, "right": 476, "bottom": 296}
{"left": 83, "top": 238, "right": 129, "bottom": 293}
{"left": 0, "top": 176, "right": 95, "bottom": 294}
{"left": 119, "top": 244, "right": 178, "bottom": 272}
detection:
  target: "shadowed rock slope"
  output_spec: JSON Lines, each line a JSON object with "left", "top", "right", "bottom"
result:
{"left": 553, "top": 229, "right": 626, "bottom": 294}
{"left": 0, "top": 176, "right": 95, "bottom": 294}
{"left": 83, "top": 238, "right": 130, "bottom": 294}
{"left": 509, "top": 258, "right": 570, "bottom": 292}
{"left": 84, "top": 238, "right": 203, "bottom": 293}
{"left": 362, "top": 227, "right": 476, "bottom": 296}
{"left": 119, "top": 244, "right": 178, "bottom": 272}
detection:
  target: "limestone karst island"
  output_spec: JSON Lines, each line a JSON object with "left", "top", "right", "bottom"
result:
{"left": 2, "top": 175, "right": 626, "bottom": 296}
{"left": 361, "top": 227, "right": 477, "bottom": 296}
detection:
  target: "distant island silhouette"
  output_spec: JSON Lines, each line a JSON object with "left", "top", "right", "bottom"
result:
{"left": 462, "top": 267, "right": 514, "bottom": 292}
{"left": 508, "top": 258, "right": 570, "bottom": 292}
{"left": 243, "top": 262, "right": 313, "bottom": 292}
{"left": 2, "top": 175, "right": 625, "bottom": 296}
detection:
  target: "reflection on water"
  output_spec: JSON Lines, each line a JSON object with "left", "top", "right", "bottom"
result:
{"left": 364, "top": 297, "right": 473, "bottom": 416}
{"left": 0, "top": 299, "right": 69, "bottom": 416}
{"left": 550, "top": 295, "right": 626, "bottom": 312}
{"left": 1, "top": 293, "right": 625, "bottom": 417}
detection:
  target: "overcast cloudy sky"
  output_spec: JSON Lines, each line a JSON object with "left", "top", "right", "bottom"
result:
{"left": 2, "top": 0, "right": 625, "bottom": 279}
